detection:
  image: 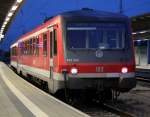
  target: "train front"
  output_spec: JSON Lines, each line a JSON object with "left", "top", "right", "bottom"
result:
{"left": 60, "top": 10, "right": 136, "bottom": 96}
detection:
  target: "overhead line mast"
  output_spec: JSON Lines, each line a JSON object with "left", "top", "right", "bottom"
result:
{"left": 119, "top": 0, "right": 123, "bottom": 14}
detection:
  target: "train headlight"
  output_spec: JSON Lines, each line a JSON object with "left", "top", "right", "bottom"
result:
{"left": 121, "top": 67, "right": 128, "bottom": 74}
{"left": 71, "top": 68, "right": 78, "bottom": 75}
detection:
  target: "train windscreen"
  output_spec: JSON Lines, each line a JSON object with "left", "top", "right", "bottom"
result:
{"left": 67, "top": 23, "right": 125, "bottom": 49}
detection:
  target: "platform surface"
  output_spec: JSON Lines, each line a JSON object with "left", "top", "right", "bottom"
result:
{"left": 0, "top": 62, "right": 89, "bottom": 117}
{"left": 136, "top": 65, "right": 149, "bottom": 69}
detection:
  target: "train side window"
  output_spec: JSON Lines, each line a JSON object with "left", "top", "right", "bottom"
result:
{"left": 30, "top": 39, "right": 32, "bottom": 55}
{"left": 10, "top": 48, "right": 12, "bottom": 56}
{"left": 11, "top": 47, "right": 14, "bottom": 56}
{"left": 22, "top": 42, "right": 25, "bottom": 55}
{"left": 12, "top": 46, "right": 17, "bottom": 56}
{"left": 53, "top": 29, "right": 57, "bottom": 55}
{"left": 43, "top": 33, "right": 47, "bottom": 56}
{"left": 13, "top": 47, "right": 15, "bottom": 56}
{"left": 50, "top": 31, "right": 53, "bottom": 58}
{"left": 23, "top": 42, "right": 25, "bottom": 55}
{"left": 20, "top": 42, "right": 23, "bottom": 55}
{"left": 16, "top": 47, "right": 17, "bottom": 56}
{"left": 36, "top": 36, "right": 39, "bottom": 56}
{"left": 33, "top": 38, "right": 35, "bottom": 55}
{"left": 27, "top": 40, "right": 29, "bottom": 55}
{"left": 25, "top": 41, "right": 28, "bottom": 55}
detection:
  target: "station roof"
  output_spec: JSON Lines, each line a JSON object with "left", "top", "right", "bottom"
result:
{"left": 0, "top": 0, "right": 15, "bottom": 30}
{"left": 131, "top": 13, "right": 150, "bottom": 40}
{"left": 0, "top": 0, "right": 23, "bottom": 38}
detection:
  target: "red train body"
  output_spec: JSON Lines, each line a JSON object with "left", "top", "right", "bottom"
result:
{"left": 10, "top": 9, "right": 136, "bottom": 98}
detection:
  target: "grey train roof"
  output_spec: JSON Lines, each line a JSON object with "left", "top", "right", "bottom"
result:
{"left": 59, "top": 8, "right": 128, "bottom": 20}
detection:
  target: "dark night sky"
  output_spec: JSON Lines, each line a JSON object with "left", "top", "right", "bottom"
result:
{"left": 1, "top": 0, "right": 150, "bottom": 51}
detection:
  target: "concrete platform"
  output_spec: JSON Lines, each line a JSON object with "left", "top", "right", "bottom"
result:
{"left": 136, "top": 65, "right": 150, "bottom": 70}
{"left": 0, "top": 62, "right": 89, "bottom": 117}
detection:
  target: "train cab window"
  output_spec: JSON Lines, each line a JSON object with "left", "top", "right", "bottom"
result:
{"left": 67, "top": 30, "right": 86, "bottom": 48}
{"left": 53, "top": 29, "right": 57, "bottom": 55}
{"left": 43, "top": 33, "right": 47, "bottom": 56}
{"left": 35, "top": 36, "right": 39, "bottom": 56}
{"left": 106, "top": 30, "right": 124, "bottom": 48}
{"left": 67, "top": 23, "right": 125, "bottom": 49}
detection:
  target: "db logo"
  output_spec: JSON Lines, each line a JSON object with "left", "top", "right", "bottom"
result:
{"left": 95, "top": 50, "right": 103, "bottom": 58}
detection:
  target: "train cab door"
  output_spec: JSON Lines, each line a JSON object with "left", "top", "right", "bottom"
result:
{"left": 48, "top": 27, "right": 58, "bottom": 93}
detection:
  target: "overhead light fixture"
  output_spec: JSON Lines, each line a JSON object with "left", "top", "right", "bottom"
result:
{"left": 2, "top": 35, "right": 4, "bottom": 38}
{"left": 2, "top": 24, "right": 6, "bottom": 28}
{"left": 4, "top": 22, "right": 7, "bottom": 25}
{"left": 5, "top": 17, "right": 10, "bottom": 21}
{"left": 0, "top": 0, "right": 23, "bottom": 41}
{"left": 132, "top": 32, "right": 137, "bottom": 35}
{"left": 2, "top": 25, "right": 5, "bottom": 28}
{"left": 17, "top": 0, "right": 23, "bottom": 3}
{"left": 139, "top": 31, "right": 147, "bottom": 34}
{"left": 8, "top": 12, "right": 13, "bottom": 17}
{"left": 11, "top": 5, "right": 18, "bottom": 11}
{"left": 0, "top": 34, "right": 4, "bottom": 38}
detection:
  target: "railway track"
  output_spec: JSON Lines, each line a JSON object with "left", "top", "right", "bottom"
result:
{"left": 136, "top": 77, "right": 150, "bottom": 82}
{"left": 72, "top": 99, "right": 135, "bottom": 117}
{"left": 136, "top": 69, "right": 150, "bottom": 82}
{"left": 103, "top": 103, "right": 135, "bottom": 117}
{"left": 88, "top": 103, "right": 135, "bottom": 117}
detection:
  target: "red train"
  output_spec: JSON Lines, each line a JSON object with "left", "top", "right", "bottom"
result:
{"left": 10, "top": 9, "right": 136, "bottom": 100}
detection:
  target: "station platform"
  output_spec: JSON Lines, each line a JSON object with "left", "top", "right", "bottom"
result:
{"left": 0, "top": 62, "right": 89, "bottom": 117}
{"left": 136, "top": 65, "right": 150, "bottom": 70}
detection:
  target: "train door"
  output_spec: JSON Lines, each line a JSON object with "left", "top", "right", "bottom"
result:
{"left": 48, "top": 27, "right": 58, "bottom": 93}
{"left": 50, "top": 31, "right": 53, "bottom": 79}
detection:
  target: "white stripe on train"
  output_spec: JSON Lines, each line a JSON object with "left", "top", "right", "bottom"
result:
{"left": 11, "top": 61, "right": 135, "bottom": 81}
